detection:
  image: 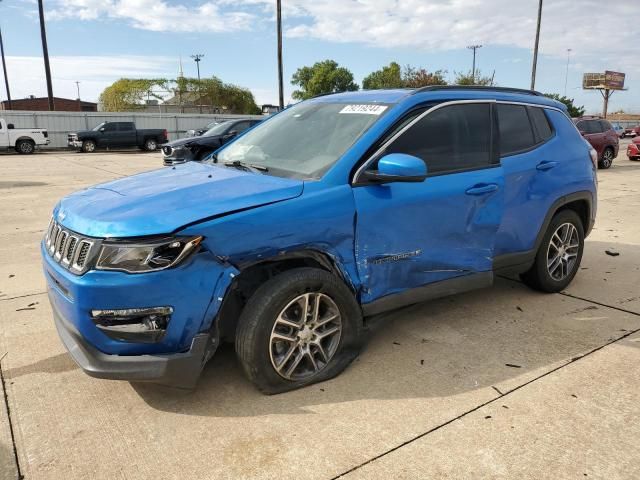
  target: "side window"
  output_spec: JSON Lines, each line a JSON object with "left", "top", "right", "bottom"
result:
{"left": 576, "top": 121, "right": 593, "bottom": 134}
{"left": 102, "top": 123, "right": 117, "bottom": 132}
{"left": 528, "top": 107, "right": 553, "bottom": 142}
{"left": 384, "top": 103, "right": 492, "bottom": 175}
{"left": 233, "top": 121, "right": 251, "bottom": 133}
{"left": 496, "top": 104, "right": 536, "bottom": 156}
{"left": 118, "top": 122, "right": 135, "bottom": 131}
{"left": 599, "top": 120, "right": 612, "bottom": 132}
{"left": 588, "top": 120, "right": 603, "bottom": 133}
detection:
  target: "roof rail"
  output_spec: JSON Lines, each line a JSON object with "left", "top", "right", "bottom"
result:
{"left": 412, "top": 85, "right": 543, "bottom": 96}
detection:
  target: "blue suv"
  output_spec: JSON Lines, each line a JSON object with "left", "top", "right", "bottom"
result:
{"left": 42, "top": 87, "right": 597, "bottom": 393}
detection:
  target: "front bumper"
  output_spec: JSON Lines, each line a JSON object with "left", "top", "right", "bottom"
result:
{"left": 51, "top": 292, "right": 214, "bottom": 388}
{"left": 69, "top": 140, "right": 83, "bottom": 148}
{"left": 627, "top": 144, "right": 639, "bottom": 159}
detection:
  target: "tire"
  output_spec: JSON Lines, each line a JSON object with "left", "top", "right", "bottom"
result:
{"left": 235, "top": 267, "right": 363, "bottom": 394}
{"left": 81, "top": 140, "right": 96, "bottom": 153}
{"left": 16, "top": 139, "right": 35, "bottom": 154}
{"left": 521, "top": 210, "right": 585, "bottom": 293}
{"left": 598, "top": 147, "right": 614, "bottom": 169}
{"left": 143, "top": 138, "right": 158, "bottom": 151}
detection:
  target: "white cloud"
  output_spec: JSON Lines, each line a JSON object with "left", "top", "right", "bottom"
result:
{"left": 48, "top": 0, "right": 255, "bottom": 32}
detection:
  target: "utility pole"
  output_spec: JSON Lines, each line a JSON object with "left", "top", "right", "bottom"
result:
{"left": 563, "top": 49, "right": 571, "bottom": 96}
{"left": 0, "top": 26, "right": 11, "bottom": 110}
{"left": 467, "top": 45, "right": 482, "bottom": 84}
{"left": 191, "top": 54, "right": 204, "bottom": 113}
{"left": 38, "top": 0, "right": 55, "bottom": 110}
{"left": 276, "top": 0, "right": 284, "bottom": 110}
{"left": 75, "top": 81, "right": 80, "bottom": 100}
{"left": 530, "top": 0, "right": 543, "bottom": 90}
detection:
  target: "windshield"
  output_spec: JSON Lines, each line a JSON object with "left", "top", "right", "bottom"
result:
{"left": 92, "top": 122, "right": 106, "bottom": 131}
{"left": 215, "top": 102, "right": 390, "bottom": 179}
{"left": 203, "top": 121, "right": 230, "bottom": 136}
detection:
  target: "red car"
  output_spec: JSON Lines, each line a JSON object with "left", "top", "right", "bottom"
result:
{"left": 627, "top": 137, "right": 640, "bottom": 160}
{"left": 574, "top": 117, "right": 619, "bottom": 169}
{"left": 622, "top": 126, "right": 639, "bottom": 138}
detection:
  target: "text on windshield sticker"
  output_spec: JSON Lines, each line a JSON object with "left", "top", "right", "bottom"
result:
{"left": 339, "top": 105, "right": 388, "bottom": 115}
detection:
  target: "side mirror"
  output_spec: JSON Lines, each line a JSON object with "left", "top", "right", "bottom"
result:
{"left": 7, "top": 123, "right": 14, "bottom": 129}
{"left": 362, "top": 153, "right": 427, "bottom": 184}
{"left": 99, "top": 127, "right": 105, "bottom": 132}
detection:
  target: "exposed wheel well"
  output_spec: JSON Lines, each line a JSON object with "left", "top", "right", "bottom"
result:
{"left": 216, "top": 253, "right": 347, "bottom": 341}
{"left": 15, "top": 137, "right": 35, "bottom": 147}
{"left": 558, "top": 199, "right": 589, "bottom": 232}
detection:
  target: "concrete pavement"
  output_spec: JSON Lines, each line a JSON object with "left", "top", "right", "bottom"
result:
{"left": 1, "top": 144, "right": 639, "bottom": 479}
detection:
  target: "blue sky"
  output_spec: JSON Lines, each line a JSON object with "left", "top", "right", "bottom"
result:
{"left": 1, "top": 0, "right": 638, "bottom": 114}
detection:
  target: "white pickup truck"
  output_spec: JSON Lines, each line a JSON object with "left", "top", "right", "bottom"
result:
{"left": 0, "top": 118, "right": 50, "bottom": 154}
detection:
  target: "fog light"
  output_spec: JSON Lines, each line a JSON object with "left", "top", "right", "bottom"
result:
{"left": 90, "top": 307, "right": 173, "bottom": 343}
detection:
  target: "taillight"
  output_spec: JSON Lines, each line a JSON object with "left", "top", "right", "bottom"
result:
{"left": 163, "top": 129, "right": 168, "bottom": 140}
{"left": 43, "top": 130, "right": 48, "bottom": 138}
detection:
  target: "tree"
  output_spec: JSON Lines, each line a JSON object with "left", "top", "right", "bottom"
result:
{"left": 362, "top": 62, "right": 447, "bottom": 89}
{"left": 99, "top": 78, "right": 169, "bottom": 111}
{"left": 454, "top": 69, "right": 495, "bottom": 86}
{"left": 543, "top": 93, "right": 585, "bottom": 118}
{"left": 362, "top": 62, "right": 403, "bottom": 89}
{"left": 402, "top": 66, "right": 447, "bottom": 88}
{"left": 99, "top": 77, "right": 260, "bottom": 114}
{"left": 291, "top": 60, "right": 358, "bottom": 100}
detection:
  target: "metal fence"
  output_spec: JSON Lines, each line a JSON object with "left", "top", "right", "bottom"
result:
{"left": 0, "top": 110, "right": 264, "bottom": 149}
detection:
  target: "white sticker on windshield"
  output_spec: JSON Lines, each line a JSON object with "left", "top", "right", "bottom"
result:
{"left": 339, "top": 104, "right": 388, "bottom": 115}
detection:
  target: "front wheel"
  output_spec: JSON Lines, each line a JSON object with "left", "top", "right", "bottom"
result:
{"left": 81, "top": 140, "right": 96, "bottom": 153}
{"left": 143, "top": 138, "right": 158, "bottom": 151}
{"left": 521, "top": 210, "right": 584, "bottom": 293}
{"left": 598, "top": 147, "right": 614, "bottom": 169}
{"left": 235, "top": 268, "right": 363, "bottom": 394}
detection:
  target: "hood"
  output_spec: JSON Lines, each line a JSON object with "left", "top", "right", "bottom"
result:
{"left": 54, "top": 162, "right": 304, "bottom": 238}
{"left": 165, "top": 135, "right": 222, "bottom": 148}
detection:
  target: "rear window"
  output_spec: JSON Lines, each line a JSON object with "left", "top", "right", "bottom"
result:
{"left": 598, "top": 120, "right": 612, "bottom": 132}
{"left": 497, "top": 104, "right": 536, "bottom": 156}
{"left": 528, "top": 107, "right": 553, "bottom": 142}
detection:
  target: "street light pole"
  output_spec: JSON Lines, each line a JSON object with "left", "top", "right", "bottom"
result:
{"left": 0, "top": 26, "right": 11, "bottom": 110}
{"left": 467, "top": 45, "right": 482, "bottom": 84}
{"left": 564, "top": 48, "right": 572, "bottom": 96}
{"left": 530, "top": 0, "right": 543, "bottom": 90}
{"left": 276, "top": 0, "right": 284, "bottom": 110}
{"left": 38, "top": 0, "right": 55, "bottom": 110}
{"left": 191, "top": 54, "right": 204, "bottom": 113}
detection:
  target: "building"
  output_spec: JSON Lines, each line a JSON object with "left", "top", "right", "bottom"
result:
{"left": 0, "top": 96, "right": 97, "bottom": 112}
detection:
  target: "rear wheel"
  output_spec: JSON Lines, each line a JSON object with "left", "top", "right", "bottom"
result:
{"left": 521, "top": 210, "right": 584, "bottom": 293}
{"left": 144, "top": 138, "right": 158, "bottom": 151}
{"left": 598, "top": 147, "right": 614, "bottom": 169}
{"left": 235, "top": 268, "right": 363, "bottom": 394}
{"left": 81, "top": 140, "right": 96, "bottom": 153}
{"left": 16, "top": 139, "right": 35, "bottom": 154}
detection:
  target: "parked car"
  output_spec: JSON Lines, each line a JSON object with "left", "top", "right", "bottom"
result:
{"left": 185, "top": 121, "right": 224, "bottom": 138}
{"left": 68, "top": 122, "right": 168, "bottom": 153}
{"left": 0, "top": 118, "right": 49, "bottom": 154}
{"left": 611, "top": 123, "right": 625, "bottom": 138}
{"left": 627, "top": 137, "right": 640, "bottom": 160}
{"left": 573, "top": 117, "right": 619, "bottom": 169}
{"left": 162, "top": 119, "right": 261, "bottom": 165}
{"left": 43, "top": 86, "right": 597, "bottom": 393}
{"left": 622, "top": 126, "right": 639, "bottom": 138}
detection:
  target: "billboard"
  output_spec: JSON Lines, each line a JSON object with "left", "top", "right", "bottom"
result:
{"left": 583, "top": 71, "right": 626, "bottom": 90}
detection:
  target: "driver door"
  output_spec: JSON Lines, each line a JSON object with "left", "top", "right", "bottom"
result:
{"left": 352, "top": 102, "right": 504, "bottom": 310}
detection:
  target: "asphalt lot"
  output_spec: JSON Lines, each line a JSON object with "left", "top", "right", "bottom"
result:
{"left": 1, "top": 141, "right": 640, "bottom": 479}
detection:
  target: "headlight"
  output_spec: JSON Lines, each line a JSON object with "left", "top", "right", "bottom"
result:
{"left": 96, "top": 236, "right": 202, "bottom": 273}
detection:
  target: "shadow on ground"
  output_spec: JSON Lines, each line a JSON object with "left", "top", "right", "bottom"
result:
{"left": 132, "top": 239, "right": 640, "bottom": 418}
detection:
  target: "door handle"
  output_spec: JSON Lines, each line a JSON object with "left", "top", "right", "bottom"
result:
{"left": 536, "top": 161, "right": 558, "bottom": 171}
{"left": 465, "top": 183, "right": 499, "bottom": 195}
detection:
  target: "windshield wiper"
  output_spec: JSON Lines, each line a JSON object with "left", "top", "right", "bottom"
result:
{"left": 224, "top": 160, "right": 269, "bottom": 173}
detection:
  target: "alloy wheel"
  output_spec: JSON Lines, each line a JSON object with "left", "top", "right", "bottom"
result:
{"left": 546, "top": 222, "right": 580, "bottom": 281}
{"left": 269, "top": 292, "right": 342, "bottom": 381}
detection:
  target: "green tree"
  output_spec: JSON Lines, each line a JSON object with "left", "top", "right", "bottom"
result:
{"left": 291, "top": 60, "right": 358, "bottom": 100}
{"left": 362, "top": 62, "right": 404, "bottom": 89}
{"left": 454, "top": 70, "right": 495, "bottom": 86}
{"left": 362, "top": 62, "right": 447, "bottom": 89}
{"left": 543, "top": 93, "right": 585, "bottom": 118}
{"left": 99, "top": 78, "right": 169, "bottom": 111}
